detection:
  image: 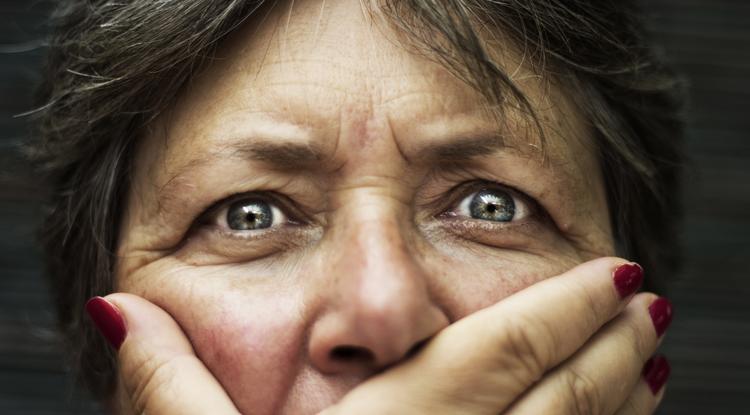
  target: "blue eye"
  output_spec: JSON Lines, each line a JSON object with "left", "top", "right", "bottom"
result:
{"left": 224, "top": 198, "right": 286, "bottom": 230}
{"left": 456, "top": 188, "right": 528, "bottom": 223}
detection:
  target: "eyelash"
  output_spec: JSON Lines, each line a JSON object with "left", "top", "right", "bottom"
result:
{"left": 196, "top": 179, "right": 543, "bottom": 235}
{"left": 197, "top": 192, "right": 304, "bottom": 233}
{"left": 433, "top": 180, "right": 539, "bottom": 220}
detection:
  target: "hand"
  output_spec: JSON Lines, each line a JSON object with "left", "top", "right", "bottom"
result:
{"left": 321, "top": 257, "right": 672, "bottom": 415}
{"left": 85, "top": 294, "right": 241, "bottom": 414}
{"left": 85, "top": 257, "right": 672, "bottom": 414}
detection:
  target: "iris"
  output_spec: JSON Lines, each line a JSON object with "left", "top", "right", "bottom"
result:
{"left": 468, "top": 190, "right": 515, "bottom": 222}
{"left": 227, "top": 199, "right": 273, "bottom": 230}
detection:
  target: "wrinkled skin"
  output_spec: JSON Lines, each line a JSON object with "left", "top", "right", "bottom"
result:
{"left": 115, "top": 0, "right": 614, "bottom": 413}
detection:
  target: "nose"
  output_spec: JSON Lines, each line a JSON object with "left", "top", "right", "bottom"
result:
{"left": 307, "top": 212, "right": 450, "bottom": 376}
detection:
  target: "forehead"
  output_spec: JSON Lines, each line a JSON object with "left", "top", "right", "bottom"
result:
{"left": 136, "top": 0, "right": 591, "bottom": 190}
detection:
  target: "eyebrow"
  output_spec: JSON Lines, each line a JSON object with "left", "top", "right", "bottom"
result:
{"left": 417, "top": 133, "right": 519, "bottom": 163}
{"left": 199, "top": 132, "right": 520, "bottom": 170}
{"left": 150, "top": 132, "right": 544, "bottom": 223}
{"left": 228, "top": 140, "right": 325, "bottom": 168}
{"left": 156, "top": 132, "right": 533, "bottom": 214}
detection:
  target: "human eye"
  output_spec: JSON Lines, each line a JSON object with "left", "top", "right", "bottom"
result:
{"left": 453, "top": 188, "right": 531, "bottom": 223}
{"left": 222, "top": 198, "right": 285, "bottom": 230}
{"left": 179, "top": 192, "right": 315, "bottom": 264}
{"left": 201, "top": 193, "right": 300, "bottom": 234}
{"left": 436, "top": 181, "right": 540, "bottom": 228}
{"left": 428, "top": 181, "right": 550, "bottom": 248}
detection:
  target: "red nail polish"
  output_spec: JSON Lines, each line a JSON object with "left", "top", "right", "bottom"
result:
{"left": 86, "top": 296, "right": 126, "bottom": 350}
{"left": 613, "top": 262, "right": 643, "bottom": 298}
{"left": 642, "top": 354, "right": 670, "bottom": 395}
{"left": 649, "top": 297, "right": 673, "bottom": 337}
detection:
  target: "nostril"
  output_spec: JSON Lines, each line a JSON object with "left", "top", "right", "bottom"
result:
{"left": 329, "top": 345, "right": 375, "bottom": 364}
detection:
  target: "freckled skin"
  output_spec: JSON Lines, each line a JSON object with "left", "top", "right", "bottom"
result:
{"left": 115, "top": 0, "right": 614, "bottom": 414}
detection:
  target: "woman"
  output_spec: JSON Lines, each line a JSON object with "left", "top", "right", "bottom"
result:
{"left": 31, "top": 0, "right": 683, "bottom": 413}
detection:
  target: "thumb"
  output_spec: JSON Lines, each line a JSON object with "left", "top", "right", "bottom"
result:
{"left": 86, "top": 294, "right": 239, "bottom": 415}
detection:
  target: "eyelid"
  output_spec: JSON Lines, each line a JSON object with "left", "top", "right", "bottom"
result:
{"left": 197, "top": 191, "right": 303, "bottom": 229}
{"left": 433, "top": 180, "right": 541, "bottom": 220}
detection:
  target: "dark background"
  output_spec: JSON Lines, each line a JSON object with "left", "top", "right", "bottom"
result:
{"left": 1, "top": 1, "right": 748, "bottom": 413}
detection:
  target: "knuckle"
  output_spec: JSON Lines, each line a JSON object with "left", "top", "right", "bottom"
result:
{"left": 577, "top": 279, "right": 606, "bottom": 329}
{"left": 621, "top": 397, "right": 645, "bottom": 415}
{"left": 562, "top": 368, "right": 603, "bottom": 415}
{"left": 620, "top": 318, "right": 651, "bottom": 363}
{"left": 497, "top": 314, "right": 554, "bottom": 384}
{"left": 558, "top": 277, "right": 606, "bottom": 335}
{"left": 122, "top": 352, "right": 183, "bottom": 413}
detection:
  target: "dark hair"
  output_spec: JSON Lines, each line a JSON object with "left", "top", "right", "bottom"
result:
{"left": 29, "top": 0, "right": 684, "bottom": 399}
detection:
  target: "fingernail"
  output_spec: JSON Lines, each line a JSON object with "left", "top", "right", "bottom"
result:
{"left": 649, "top": 297, "right": 673, "bottom": 337}
{"left": 642, "top": 354, "right": 670, "bottom": 395}
{"left": 613, "top": 262, "right": 643, "bottom": 298}
{"left": 86, "top": 296, "right": 126, "bottom": 350}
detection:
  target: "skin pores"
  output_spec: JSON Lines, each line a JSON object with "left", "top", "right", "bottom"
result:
{"left": 115, "top": 0, "right": 615, "bottom": 413}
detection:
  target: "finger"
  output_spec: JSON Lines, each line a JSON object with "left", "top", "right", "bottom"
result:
{"left": 505, "top": 294, "right": 673, "bottom": 414}
{"left": 615, "top": 355, "right": 670, "bottom": 415}
{"left": 86, "top": 294, "right": 239, "bottom": 415}
{"left": 413, "top": 257, "right": 643, "bottom": 410}
{"left": 324, "top": 257, "right": 645, "bottom": 414}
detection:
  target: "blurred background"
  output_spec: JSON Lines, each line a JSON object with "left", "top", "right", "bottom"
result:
{"left": 1, "top": 1, "right": 748, "bottom": 413}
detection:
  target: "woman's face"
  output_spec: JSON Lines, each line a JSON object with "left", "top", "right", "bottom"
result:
{"left": 115, "top": 0, "right": 614, "bottom": 413}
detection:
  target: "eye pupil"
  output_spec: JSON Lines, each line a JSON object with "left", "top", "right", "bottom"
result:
{"left": 469, "top": 189, "right": 515, "bottom": 222}
{"left": 227, "top": 199, "right": 273, "bottom": 230}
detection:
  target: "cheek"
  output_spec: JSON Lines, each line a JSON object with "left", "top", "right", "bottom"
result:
{"left": 119, "top": 264, "right": 307, "bottom": 415}
{"left": 427, "top": 246, "right": 584, "bottom": 319}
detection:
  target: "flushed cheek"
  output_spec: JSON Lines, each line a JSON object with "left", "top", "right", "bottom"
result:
{"left": 120, "top": 268, "right": 308, "bottom": 415}
{"left": 191, "top": 293, "right": 306, "bottom": 414}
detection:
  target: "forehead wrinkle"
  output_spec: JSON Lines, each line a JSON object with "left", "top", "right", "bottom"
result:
{"left": 145, "top": 0, "right": 589, "bottom": 212}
